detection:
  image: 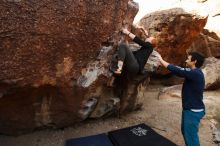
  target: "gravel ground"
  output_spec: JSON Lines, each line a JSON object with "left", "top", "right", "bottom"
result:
{"left": 0, "top": 85, "right": 219, "bottom": 146}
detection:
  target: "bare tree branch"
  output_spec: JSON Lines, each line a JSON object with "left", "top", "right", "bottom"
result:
{"left": 213, "top": 13, "right": 220, "bottom": 17}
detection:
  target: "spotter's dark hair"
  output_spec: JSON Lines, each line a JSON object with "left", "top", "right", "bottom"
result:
{"left": 188, "top": 52, "right": 205, "bottom": 68}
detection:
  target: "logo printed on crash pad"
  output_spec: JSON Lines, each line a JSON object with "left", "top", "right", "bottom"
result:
{"left": 130, "top": 127, "right": 148, "bottom": 136}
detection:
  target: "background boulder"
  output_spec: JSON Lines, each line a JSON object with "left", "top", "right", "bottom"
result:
{"left": 188, "top": 30, "right": 220, "bottom": 58}
{"left": 202, "top": 57, "right": 220, "bottom": 90}
{"left": 137, "top": 8, "right": 207, "bottom": 74}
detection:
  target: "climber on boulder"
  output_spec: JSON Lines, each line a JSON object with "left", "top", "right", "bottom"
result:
{"left": 107, "top": 28, "right": 159, "bottom": 87}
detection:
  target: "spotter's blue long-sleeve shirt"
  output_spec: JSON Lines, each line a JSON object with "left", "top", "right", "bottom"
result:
{"left": 167, "top": 64, "right": 205, "bottom": 110}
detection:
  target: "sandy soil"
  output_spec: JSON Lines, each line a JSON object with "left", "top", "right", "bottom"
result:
{"left": 0, "top": 85, "right": 219, "bottom": 146}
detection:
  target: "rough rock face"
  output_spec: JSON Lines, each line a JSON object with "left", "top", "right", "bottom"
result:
{"left": 203, "top": 29, "right": 220, "bottom": 41}
{"left": 0, "top": 0, "right": 141, "bottom": 135}
{"left": 202, "top": 57, "right": 220, "bottom": 90}
{"left": 137, "top": 8, "right": 207, "bottom": 74}
{"left": 188, "top": 30, "right": 220, "bottom": 58}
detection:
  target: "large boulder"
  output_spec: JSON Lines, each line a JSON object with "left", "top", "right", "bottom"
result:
{"left": 181, "top": 0, "right": 220, "bottom": 36}
{"left": 176, "top": 0, "right": 220, "bottom": 58}
{"left": 188, "top": 30, "right": 220, "bottom": 58}
{"left": 0, "top": 0, "right": 141, "bottom": 135}
{"left": 137, "top": 8, "right": 207, "bottom": 74}
{"left": 202, "top": 57, "right": 220, "bottom": 90}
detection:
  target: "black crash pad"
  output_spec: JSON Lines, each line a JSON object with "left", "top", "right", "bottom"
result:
{"left": 108, "top": 123, "right": 177, "bottom": 146}
{"left": 65, "top": 133, "right": 113, "bottom": 146}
